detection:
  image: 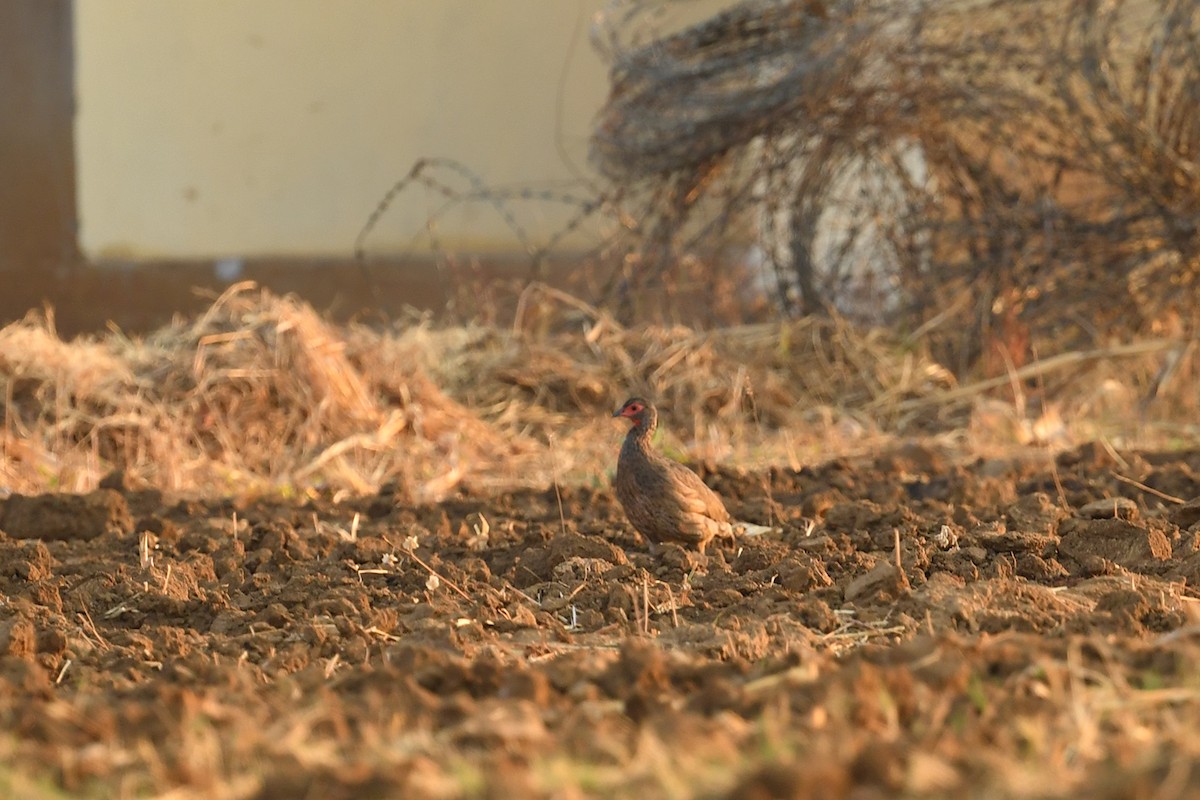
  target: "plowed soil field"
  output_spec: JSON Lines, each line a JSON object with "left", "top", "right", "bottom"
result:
{"left": 2, "top": 442, "right": 1200, "bottom": 799}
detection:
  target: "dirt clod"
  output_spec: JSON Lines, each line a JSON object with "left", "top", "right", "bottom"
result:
{"left": 1078, "top": 497, "right": 1139, "bottom": 520}
{"left": 1, "top": 489, "right": 132, "bottom": 541}
{"left": 0, "top": 619, "right": 37, "bottom": 659}
{"left": 844, "top": 562, "right": 909, "bottom": 603}
{"left": 1058, "top": 517, "right": 1172, "bottom": 569}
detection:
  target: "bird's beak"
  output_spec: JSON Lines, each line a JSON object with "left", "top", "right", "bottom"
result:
{"left": 612, "top": 409, "right": 622, "bottom": 418}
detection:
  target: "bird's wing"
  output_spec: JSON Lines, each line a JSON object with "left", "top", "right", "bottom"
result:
{"left": 666, "top": 462, "right": 730, "bottom": 522}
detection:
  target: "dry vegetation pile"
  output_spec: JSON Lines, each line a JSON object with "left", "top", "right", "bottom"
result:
{"left": 1, "top": 283, "right": 1196, "bottom": 501}
{"left": 0, "top": 285, "right": 524, "bottom": 500}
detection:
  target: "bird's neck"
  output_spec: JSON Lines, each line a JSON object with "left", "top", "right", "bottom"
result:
{"left": 624, "top": 417, "right": 656, "bottom": 452}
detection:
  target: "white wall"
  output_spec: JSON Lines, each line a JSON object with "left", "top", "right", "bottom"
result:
{"left": 74, "top": 1, "right": 610, "bottom": 259}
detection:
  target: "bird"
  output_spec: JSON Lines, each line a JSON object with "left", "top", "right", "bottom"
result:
{"left": 612, "top": 397, "right": 735, "bottom": 554}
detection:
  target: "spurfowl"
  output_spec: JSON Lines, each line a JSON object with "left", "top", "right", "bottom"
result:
{"left": 612, "top": 397, "right": 735, "bottom": 553}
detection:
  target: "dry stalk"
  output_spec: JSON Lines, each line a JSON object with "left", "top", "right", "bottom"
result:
{"left": 76, "top": 609, "right": 110, "bottom": 650}
{"left": 642, "top": 572, "right": 651, "bottom": 636}
{"left": 54, "top": 659, "right": 72, "bottom": 685}
{"left": 384, "top": 535, "right": 474, "bottom": 604}
{"left": 548, "top": 434, "right": 568, "bottom": 537}
{"left": 104, "top": 591, "right": 145, "bottom": 620}
{"left": 888, "top": 340, "right": 1183, "bottom": 414}
{"left": 1110, "top": 472, "right": 1185, "bottom": 505}
{"left": 662, "top": 582, "right": 680, "bottom": 628}
{"left": 1032, "top": 344, "right": 1070, "bottom": 508}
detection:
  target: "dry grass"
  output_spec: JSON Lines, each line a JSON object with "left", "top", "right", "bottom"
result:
{"left": 1, "top": 282, "right": 1196, "bottom": 500}
{"left": 0, "top": 283, "right": 526, "bottom": 500}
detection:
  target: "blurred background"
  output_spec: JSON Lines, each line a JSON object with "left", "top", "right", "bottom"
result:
{"left": 2, "top": 0, "right": 619, "bottom": 335}
{"left": 2, "top": 0, "right": 1197, "bottom": 381}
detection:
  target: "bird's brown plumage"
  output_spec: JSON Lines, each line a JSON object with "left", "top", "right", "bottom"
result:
{"left": 612, "top": 397, "right": 733, "bottom": 553}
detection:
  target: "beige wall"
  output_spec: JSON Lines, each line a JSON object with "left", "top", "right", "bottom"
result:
{"left": 75, "top": 1, "right": 610, "bottom": 260}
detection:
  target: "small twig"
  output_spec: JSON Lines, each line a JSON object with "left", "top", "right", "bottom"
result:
{"left": 885, "top": 339, "right": 1181, "bottom": 413}
{"left": 363, "top": 625, "right": 401, "bottom": 642}
{"left": 55, "top": 659, "right": 72, "bottom": 685}
{"left": 548, "top": 434, "right": 568, "bottom": 537}
{"left": 822, "top": 625, "right": 907, "bottom": 642}
{"left": 76, "top": 609, "right": 109, "bottom": 650}
{"left": 324, "top": 654, "right": 341, "bottom": 679}
{"left": 1110, "top": 472, "right": 1185, "bottom": 505}
{"left": 642, "top": 572, "right": 651, "bottom": 636}
{"left": 631, "top": 580, "right": 641, "bottom": 634}
{"left": 513, "top": 282, "right": 619, "bottom": 336}
{"left": 383, "top": 536, "right": 474, "bottom": 603}
{"left": 1097, "top": 437, "right": 1130, "bottom": 471}
{"left": 1031, "top": 344, "right": 1068, "bottom": 509}
{"left": 353, "top": 565, "right": 390, "bottom": 584}
{"left": 103, "top": 591, "right": 145, "bottom": 619}
{"left": 566, "top": 581, "right": 590, "bottom": 603}
{"left": 139, "top": 531, "right": 154, "bottom": 570}
{"left": 662, "top": 582, "right": 680, "bottom": 628}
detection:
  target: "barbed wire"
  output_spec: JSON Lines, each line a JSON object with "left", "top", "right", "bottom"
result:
{"left": 354, "top": 157, "right": 613, "bottom": 312}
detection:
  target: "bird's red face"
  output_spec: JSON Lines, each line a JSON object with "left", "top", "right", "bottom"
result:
{"left": 614, "top": 397, "right": 649, "bottom": 424}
